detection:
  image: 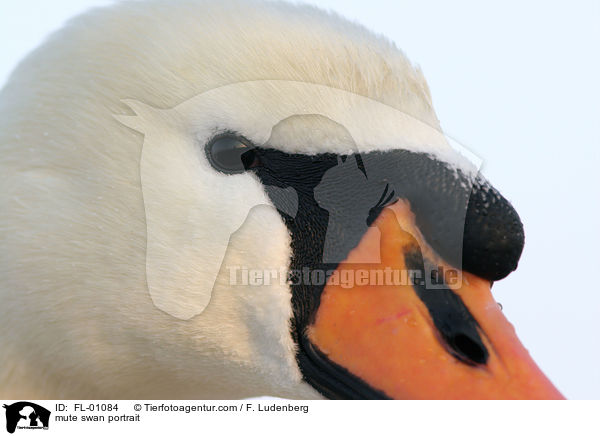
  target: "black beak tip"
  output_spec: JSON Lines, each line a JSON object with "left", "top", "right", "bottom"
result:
{"left": 462, "top": 184, "right": 525, "bottom": 281}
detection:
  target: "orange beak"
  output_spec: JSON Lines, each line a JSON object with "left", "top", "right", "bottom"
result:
{"left": 308, "top": 200, "right": 564, "bottom": 399}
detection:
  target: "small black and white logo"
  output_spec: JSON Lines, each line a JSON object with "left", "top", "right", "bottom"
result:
{"left": 3, "top": 402, "right": 50, "bottom": 434}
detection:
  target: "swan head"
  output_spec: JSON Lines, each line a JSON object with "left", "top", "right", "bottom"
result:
{"left": 0, "top": 0, "right": 562, "bottom": 399}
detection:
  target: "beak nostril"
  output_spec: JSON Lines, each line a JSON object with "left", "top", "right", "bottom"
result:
{"left": 451, "top": 333, "right": 488, "bottom": 365}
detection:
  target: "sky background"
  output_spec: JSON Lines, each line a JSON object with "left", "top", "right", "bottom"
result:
{"left": 1, "top": 0, "right": 598, "bottom": 399}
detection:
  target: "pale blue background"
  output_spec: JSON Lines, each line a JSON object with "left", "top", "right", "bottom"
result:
{"left": 1, "top": 0, "right": 598, "bottom": 399}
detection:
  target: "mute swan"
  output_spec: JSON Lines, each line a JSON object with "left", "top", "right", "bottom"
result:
{"left": 0, "top": 0, "right": 563, "bottom": 399}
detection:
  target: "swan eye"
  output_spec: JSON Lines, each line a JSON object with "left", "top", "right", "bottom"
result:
{"left": 206, "top": 135, "right": 259, "bottom": 174}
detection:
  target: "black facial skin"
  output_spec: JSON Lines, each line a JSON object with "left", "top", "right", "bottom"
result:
{"left": 207, "top": 136, "right": 524, "bottom": 398}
